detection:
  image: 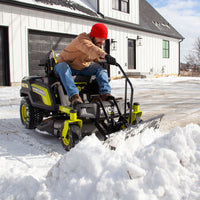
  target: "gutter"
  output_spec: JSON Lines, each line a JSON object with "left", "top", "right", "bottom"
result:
{"left": 0, "top": 0, "right": 184, "bottom": 40}
{"left": 178, "top": 38, "right": 184, "bottom": 75}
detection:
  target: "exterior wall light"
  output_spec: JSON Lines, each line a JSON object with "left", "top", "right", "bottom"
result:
{"left": 111, "top": 39, "right": 117, "bottom": 50}
{"left": 137, "top": 36, "right": 142, "bottom": 46}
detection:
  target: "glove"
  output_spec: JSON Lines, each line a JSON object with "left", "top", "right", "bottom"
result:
{"left": 105, "top": 54, "right": 116, "bottom": 65}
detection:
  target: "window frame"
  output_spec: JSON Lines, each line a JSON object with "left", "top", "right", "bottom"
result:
{"left": 163, "top": 40, "right": 170, "bottom": 58}
{"left": 112, "top": 0, "right": 129, "bottom": 13}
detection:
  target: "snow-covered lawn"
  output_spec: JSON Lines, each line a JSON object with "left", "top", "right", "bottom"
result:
{"left": 0, "top": 77, "right": 200, "bottom": 200}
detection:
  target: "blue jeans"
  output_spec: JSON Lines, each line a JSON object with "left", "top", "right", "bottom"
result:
{"left": 54, "top": 62, "right": 111, "bottom": 99}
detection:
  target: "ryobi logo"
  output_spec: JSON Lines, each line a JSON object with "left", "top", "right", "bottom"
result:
{"left": 100, "top": 106, "right": 115, "bottom": 116}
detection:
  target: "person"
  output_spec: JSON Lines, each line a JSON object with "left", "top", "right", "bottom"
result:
{"left": 54, "top": 23, "right": 116, "bottom": 108}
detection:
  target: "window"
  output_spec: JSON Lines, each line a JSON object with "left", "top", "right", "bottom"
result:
{"left": 128, "top": 39, "right": 136, "bottom": 69}
{"left": 163, "top": 40, "right": 169, "bottom": 58}
{"left": 112, "top": 0, "right": 129, "bottom": 13}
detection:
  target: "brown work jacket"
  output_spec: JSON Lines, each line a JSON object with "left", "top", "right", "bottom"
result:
{"left": 57, "top": 33, "right": 107, "bottom": 70}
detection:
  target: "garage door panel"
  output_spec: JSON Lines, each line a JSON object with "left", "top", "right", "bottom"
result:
{"left": 29, "top": 30, "right": 76, "bottom": 76}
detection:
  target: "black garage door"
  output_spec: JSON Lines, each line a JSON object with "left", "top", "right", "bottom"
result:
{"left": 0, "top": 26, "right": 10, "bottom": 86}
{"left": 28, "top": 30, "right": 76, "bottom": 76}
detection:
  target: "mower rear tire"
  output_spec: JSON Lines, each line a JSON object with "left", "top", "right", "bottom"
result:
{"left": 20, "top": 97, "right": 43, "bottom": 129}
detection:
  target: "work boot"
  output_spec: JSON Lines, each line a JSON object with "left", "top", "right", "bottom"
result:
{"left": 100, "top": 93, "right": 114, "bottom": 101}
{"left": 90, "top": 95, "right": 101, "bottom": 103}
{"left": 71, "top": 94, "right": 83, "bottom": 108}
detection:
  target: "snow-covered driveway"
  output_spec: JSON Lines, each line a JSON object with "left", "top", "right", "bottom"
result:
{"left": 0, "top": 77, "right": 200, "bottom": 200}
{"left": 110, "top": 77, "right": 200, "bottom": 131}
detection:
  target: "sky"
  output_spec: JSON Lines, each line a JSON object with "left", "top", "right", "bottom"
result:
{"left": 146, "top": 0, "right": 200, "bottom": 63}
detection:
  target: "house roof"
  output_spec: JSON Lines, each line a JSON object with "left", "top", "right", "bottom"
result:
{"left": 0, "top": 0, "right": 184, "bottom": 40}
{"left": 5, "top": 0, "right": 98, "bottom": 17}
{"left": 139, "top": 0, "right": 184, "bottom": 40}
{"left": 33, "top": 0, "right": 98, "bottom": 16}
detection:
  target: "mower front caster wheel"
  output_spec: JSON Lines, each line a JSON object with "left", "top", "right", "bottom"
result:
{"left": 61, "top": 124, "right": 82, "bottom": 151}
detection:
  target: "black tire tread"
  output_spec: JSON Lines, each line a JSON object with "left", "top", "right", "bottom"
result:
{"left": 20, "top": 97, "right": 43, "bottom": 129}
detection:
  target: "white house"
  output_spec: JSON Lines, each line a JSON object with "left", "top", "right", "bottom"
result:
{"left": 0, "top": 0, "right": 184, "bottom": 86}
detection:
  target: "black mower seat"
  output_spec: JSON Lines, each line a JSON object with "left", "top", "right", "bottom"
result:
{"left": 73, "top": 75, "right": 95, "bottom": 84}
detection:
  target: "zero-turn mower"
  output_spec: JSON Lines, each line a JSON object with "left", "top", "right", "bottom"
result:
{"left": 20, "top": 50, "right": 163, "bottom": 151}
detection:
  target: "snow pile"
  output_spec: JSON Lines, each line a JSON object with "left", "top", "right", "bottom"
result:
{"left": 35, "top": 124, "right": 200, "bottom": 200}
{"left": 0, "top": 176, "right": 40, "bottom": 200}
{"left": 1, "top": 77, "right": 200, "bottom": 199}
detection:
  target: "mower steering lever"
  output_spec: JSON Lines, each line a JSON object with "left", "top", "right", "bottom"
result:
{"left": 98, "top": 61, "right": 134, "bottom": 125}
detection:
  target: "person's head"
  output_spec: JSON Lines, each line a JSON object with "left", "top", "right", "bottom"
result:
{"left": 90, "top": 23, "right": 108, "bottom": 47}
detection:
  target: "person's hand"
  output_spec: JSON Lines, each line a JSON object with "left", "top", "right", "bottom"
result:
{"left": 105, "top": 55, "right": 116, "bottom": 65}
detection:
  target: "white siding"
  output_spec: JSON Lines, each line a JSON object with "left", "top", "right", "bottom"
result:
{"left": 0, "top": 3, "right": 180, "bottom": 83}
{"left": 0, "top": 4, "right": 95, "bottom": 83}
{"left": 108, "top": 27, "right": 179, "bottom": 77}
{"left": 136, "top": 33, "right": 179, "bottom": 75}
{"left": 99, "top": 0, "right": 139, "bottom": 24}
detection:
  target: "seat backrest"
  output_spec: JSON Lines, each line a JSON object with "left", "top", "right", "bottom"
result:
{"left": 39, "top": 50, "right": 60, "bottom": 77}
{"left": 73, "top": 75, "right": 93, "bottom": 83}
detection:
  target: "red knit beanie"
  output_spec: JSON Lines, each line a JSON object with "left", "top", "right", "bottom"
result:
{"left": 90, "top": 23, "right": 108, "bottom": 39}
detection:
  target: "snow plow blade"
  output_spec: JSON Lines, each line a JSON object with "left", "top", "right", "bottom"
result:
{"left": 125, "top": 114, "right": 164, "bottom": 139}
{"left": 104, "top": 114, "right": 164, "bottom": 149}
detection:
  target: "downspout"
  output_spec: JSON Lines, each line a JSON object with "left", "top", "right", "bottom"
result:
{"left": 179, "top": 39, "right": 184, "bottom": 76}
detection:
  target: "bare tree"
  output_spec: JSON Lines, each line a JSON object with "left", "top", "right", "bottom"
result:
{"left": 195, "top": 37, "right": 200, "bottom": 64}
{"left": 185, "top": 37, "right": 200, "bottom": 66}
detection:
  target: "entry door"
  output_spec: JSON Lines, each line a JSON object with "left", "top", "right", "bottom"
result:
{"left": 128, "top": 39, "right": 136, "bottom": 69}
{"left": 0, "top": 26, "right": 10, "bottom": 86}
